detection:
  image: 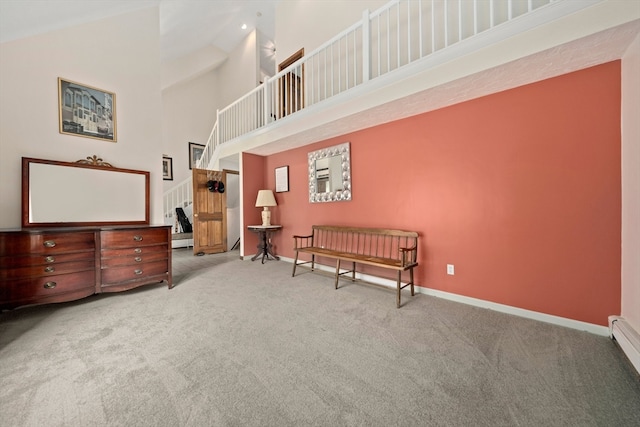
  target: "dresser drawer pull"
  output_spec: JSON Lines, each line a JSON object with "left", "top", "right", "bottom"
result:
{"left": 134, "top": 248, "right": 142, "bottom": 254}
{"left": 135, "top": 257, "right": 142, "bottom": 262}
{"left": 133, "top": 235, "right": 143, "bottom": 242}
{"left": 43, "top": 281, "right": 57, "bottom": 289}
{"left": 43, "top": 240, "right": 56, "bottom": 248}
{"left": 44, "top": 266, "right": 55, "bottom": 273}
{"left": 44, "top": 256, "right": 55, "bottom": 263}
{"left": 134, "top": 269, "right": 143, "bottom": 275}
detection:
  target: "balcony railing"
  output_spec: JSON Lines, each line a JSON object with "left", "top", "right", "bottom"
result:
{"left": 165, "top": 0, "right": 597, "bottom": 220}
{"left": 196, "top": 0, "right": 578, "bottom": 170}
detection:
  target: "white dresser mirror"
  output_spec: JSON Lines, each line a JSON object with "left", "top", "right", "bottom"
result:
{"left": 22, "top": 156, "right": 149, "bottom": 227}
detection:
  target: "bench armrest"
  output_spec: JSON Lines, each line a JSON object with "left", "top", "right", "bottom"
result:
{"left": 399, "top": 246, "right": 417, "bottom": 267}
{"left": 293, "top": 234, "right": 314, "bottom": 250}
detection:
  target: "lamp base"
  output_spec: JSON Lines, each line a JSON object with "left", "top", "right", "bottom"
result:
{"left": 261, "top": 208, "right": 271, "bottom": 227}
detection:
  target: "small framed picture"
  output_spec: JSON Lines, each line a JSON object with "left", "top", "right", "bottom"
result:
{"left": 275, "top": 165, "right": 289, "bottom": 192}
{"left": 189, "top": 142, "right": 205, "bottom": 169}
{"left": 58, "top": 78, "right": 117, "bottom": 142}
{"left": 162, "top": 156, "right": 173, "bottom": 180}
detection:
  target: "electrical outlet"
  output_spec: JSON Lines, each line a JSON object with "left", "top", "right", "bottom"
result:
{"left": 447, "top": 264, "right": 455, "bottom": 275}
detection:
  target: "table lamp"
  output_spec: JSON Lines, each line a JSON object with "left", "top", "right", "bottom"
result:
{"left": 255, "top": 190, "right": 277, "bottom": 226}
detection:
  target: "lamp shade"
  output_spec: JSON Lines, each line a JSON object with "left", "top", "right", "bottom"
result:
{"left": 255, "top": 190, "right": 277, "bottom": 207}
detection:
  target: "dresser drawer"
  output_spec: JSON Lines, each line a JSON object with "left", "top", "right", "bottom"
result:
{"left": 0, "top": 260, "right": 95, "bottom": 280}
{"left": 0, "top": 251, "right": 95, "bottom": 268}
{"left": 101, "top": 228, "right": 168, "bottom": 248}
{"left": 0, "top": 271, "right": 95, "bottom": 301}
{"left": 100, "top": 244, "right": 167, "bottom": 259}
{"left": 0, "top": 232, "right": 95, "bottom": 255}
{"left": 101, "top": 250, "right": 167, "bottom": 268}
{"left": 101, "top": 260, "right": 169, "bottom": 285}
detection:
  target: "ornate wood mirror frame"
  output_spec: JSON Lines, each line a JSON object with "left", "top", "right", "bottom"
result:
{"left": 22, "top": 156, "right": 150, "bottom": 227}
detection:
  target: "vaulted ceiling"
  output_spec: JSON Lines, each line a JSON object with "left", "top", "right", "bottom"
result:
{"left": 0, "top": 0, "right": 277, "bottom": 88}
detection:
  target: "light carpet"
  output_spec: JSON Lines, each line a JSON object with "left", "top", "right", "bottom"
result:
{"left": 1, "top": 248, "right": 639, "bottom": 427}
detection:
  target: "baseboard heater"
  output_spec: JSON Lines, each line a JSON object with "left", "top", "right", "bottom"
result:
{"left": 609, "top": 316, "right": 640, "bottom": 375}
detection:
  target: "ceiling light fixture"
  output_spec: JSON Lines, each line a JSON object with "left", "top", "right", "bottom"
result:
{"left": 241, "top": 24, "right": 247, "bottom": 30}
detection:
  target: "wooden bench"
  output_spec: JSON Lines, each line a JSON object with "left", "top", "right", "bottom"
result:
{"left": 292, "top": 225, "right": 419, "bottom": 308}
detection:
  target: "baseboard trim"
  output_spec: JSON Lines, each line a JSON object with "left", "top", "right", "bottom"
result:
{"left": 419, "top": 287, "right": 609, "bottom": 336}
{"left": 283, "top": 256, "right": 609, "bottom": 336}
{"left": 609, "top": 316, "right": 640, "bottom": 374}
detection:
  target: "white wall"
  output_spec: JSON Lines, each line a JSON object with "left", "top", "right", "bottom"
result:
{"left": 160, "top": 29, "right": 257, "bottom": 249}
{"left": 161, "top": 45, "right": 227, "bottom": 91}
{"left": 621, "top": 33, "right": 640, "bottom": 332}
{"left": 161, "top": 70, "right": 220, "bottom": 190}
{"left": 0, "top": 7, "right": 164, "bottom": 228}
{"left": 275, "top": 0, "right": 388, "bottom": 63}
{"left": 216, "top": 30, "right": 260, "bottom": 108}
{"left": 160, "top": 28, "right": 255, "bottom": 244}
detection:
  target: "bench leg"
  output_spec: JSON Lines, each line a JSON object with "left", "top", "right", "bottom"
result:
{"left": 311, "top": 254, "right": 315, "bottom": 271}
{"left": 335, "top": 259, "right": 341, "bottom": 289}
{"left": 410, "top": 267, "right": 415, "bottom": 296}
{"left": 351, "top": 262, "right": 356, "bottom": 281}
{"left": 292, "top": 251, "right": 299, "bottom": 277}
{"left": 397, "top": 271, "right": 402, "bottom": 308}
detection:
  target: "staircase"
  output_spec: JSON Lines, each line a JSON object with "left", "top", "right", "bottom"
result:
{"left": 163, "top": 0, "right": 602, "bottom": 221}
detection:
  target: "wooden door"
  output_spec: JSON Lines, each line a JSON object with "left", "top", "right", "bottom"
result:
{"left": 279, "top": 48, "right": 304, "bottom": 118}
{"left": 192, "top": 168, "right": 227, "bottom": 255}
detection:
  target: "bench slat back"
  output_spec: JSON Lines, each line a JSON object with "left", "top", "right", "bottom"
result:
{"left": 311, "top": 225, "right": 418, "bottom": 262}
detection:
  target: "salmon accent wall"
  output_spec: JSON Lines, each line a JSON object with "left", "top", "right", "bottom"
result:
{"left": 253, "top": 61, "right": 622, "bottom": 326}
{"left": 242, "top": 153, "right": 267, "bottom": 252}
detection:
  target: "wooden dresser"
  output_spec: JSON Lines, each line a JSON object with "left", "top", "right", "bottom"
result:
{"left": 0, "top": 226, "right": 172, "bottom": 310}
{"left": 100, "top": 227, "right": 172, "bottom": 292}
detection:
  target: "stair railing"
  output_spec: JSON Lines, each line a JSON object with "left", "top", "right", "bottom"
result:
{"left": 197, "top": 120, "right": 219, "bottom": 169}
{"left": 163, "top": 175, "right": 193, "bottom": 226}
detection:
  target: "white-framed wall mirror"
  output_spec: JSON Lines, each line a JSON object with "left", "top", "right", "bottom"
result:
{"left": 308, "top": 142, "right": 351, "bottom": 203}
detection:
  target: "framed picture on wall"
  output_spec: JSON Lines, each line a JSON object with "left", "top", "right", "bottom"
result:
{"left": 189, "top": 142, "right": 205, "bottom": 169}
{"left": 58, "top": 78, "right": 117, "bottom": 142}
{"left": 275, "top": 166, "right": 289, "bottom": 192}
{"left": 162, "top": 156, "right": 173, "bottom": 180}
